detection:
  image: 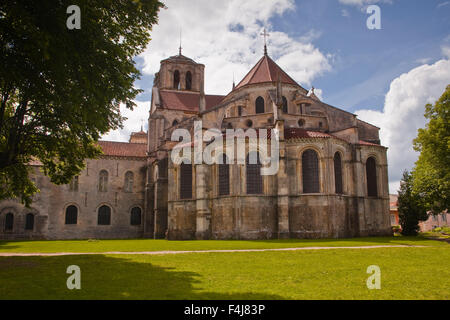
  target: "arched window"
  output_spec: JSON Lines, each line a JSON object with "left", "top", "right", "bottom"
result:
{"left": 4, "top": 213, "right": 13, "bottom": 231}
{"left": 124, "top": 171, "right": 134, "bottom": 193}
{"left": 302, "top": 149, "right": 320, "bottom": 193}
{"left": 172, "top": 119, "right": 179, "bottom": 127}
{"left": 69, "top": 176, "right": 79, "bottom": 191}
{"left": 255, "top": 96, "right": 265, "bottom": 114}
{"left": 180, "top": 163, "right": 192, "bottom": 199}
{"left": 65, "top": 205, "right": 78, "bottom": 225}
{"left": 282, "top": 96, "right": 288, "bottom": 113}
{"left": 25, "top": 213, "right": 34, "bottom": 230}
{"left": 246, "top": 152, "right": 263, "bottom": 194}
{"left": 238, "top": 106, "right": 243, "bottom": 117}
{"left": 99, "top": 170, "right": 108, "bottom": 192}
{"left": 130, "top": 207, "right": 142, "bottom": 226}
{"left": 186, "top": 71, "right": 192, "bottom": 90}
{"left": 334, "top": 152, "right": 343, "bottom": 194}
{"left": 98, "top": 205, "right": 111, "bottom": 225}
{"left": 218, "top": 154, "right": 230, "bottom": 196}
{"left": 366, "top": 157, "right": 378, "bottom": 197}
{"left": 173, "top": 70, "right": 180, "bottom": 89}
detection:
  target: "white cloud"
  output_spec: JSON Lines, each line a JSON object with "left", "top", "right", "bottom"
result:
{"left": 103, "top": 0, "right": 332, "bottom": 142}
{"left": 140, "top": 0, "right": 331, "bottom": 94}
{"left": 442, "top": 46, "right": 450, "bottom": 59}
{"left": 102, "top": 101, "right": 150, "bottom": 142}
{"left": 437, "top": 1, "right": 450, "bottom": 8}
{"left": 341, "top": 9, "right": 350, "bottom": 17}
{"left": 355, "top": 59, "right": 450, "bottom": 194}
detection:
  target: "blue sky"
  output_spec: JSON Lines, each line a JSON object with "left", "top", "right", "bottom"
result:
{"left": 132, "top": 0, "right": 450, "bottom": 112}
{"left": 104, "top": 0, "right": 450, "bottom": 193}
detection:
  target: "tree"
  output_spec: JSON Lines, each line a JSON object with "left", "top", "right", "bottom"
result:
{"left": 0, "top": 1, "right": 164, "bottom": 206}
{"left": 398, "top": 170, "right": 428, "bottom": 236}
{"left": 412, "top": 85, "right": 450, "bottom": 214}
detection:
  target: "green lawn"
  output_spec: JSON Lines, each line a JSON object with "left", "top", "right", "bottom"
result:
{"left": 0, "top": 236, "right": 446, "bottom": 253}
{"left": 0, "top": 245, "right": 449, "bottom": 299}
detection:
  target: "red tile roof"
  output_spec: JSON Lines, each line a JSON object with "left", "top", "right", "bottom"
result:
{"left": 284, "top": 128, "right": 333, "bottom": 140}
{"left": 358, "top": 140, "right": 380, "bottom": 146}
{"left": 98, "top": 141, "right": 147, "bottom": 158}
{"left": 235, "top": 55, "right": 299, "bottom": 90}
{"left": 159, "top": 91, "right": 225, "bottom": 112}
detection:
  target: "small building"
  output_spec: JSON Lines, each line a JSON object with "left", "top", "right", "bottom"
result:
{"left": 420, "top": 211, "right": 449, "bottom": 232}
{"left": 389, "top": 194, "right": 399, "bottom": 226}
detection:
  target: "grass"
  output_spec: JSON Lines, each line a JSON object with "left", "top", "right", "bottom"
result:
{"left": 421, "top": 227, "right": 450, "bottom": 240}
{"left": 0, "top": 237, "right": 448, "bottom": 300}
{"left": 0, "top": 236, "right": 447, "bottom": 253}
{"left": 0, "top": 246, "right": 449, "bottom": 299}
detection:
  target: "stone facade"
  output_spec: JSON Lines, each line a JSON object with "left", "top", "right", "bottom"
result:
{"left": 0, "top": 49, "right": 392, "bottom": 240}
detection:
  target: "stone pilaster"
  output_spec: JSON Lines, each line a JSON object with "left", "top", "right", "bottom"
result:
{"left": 275, "top": 120, "right": 290, "bottom": 238}
{"left": 195, "top": 163, "right": 211, "bottom": 239}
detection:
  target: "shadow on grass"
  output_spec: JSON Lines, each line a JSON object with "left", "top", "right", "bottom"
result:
{"left": 0, "top": 254, "right": 285, "bottom": 300}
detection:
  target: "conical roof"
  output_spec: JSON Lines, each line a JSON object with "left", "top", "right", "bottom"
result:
{"left": 234, "top": 54, "right": 299, "bottom": 90}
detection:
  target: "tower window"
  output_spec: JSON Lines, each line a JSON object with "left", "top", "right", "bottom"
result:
{"left": 173, "top": 70, "right": 180, "bottom": 90}
{"left": 255, "top": 96, "right": 265, "bottom": 114}
{"left": 366, "top": 157, "right": 378, "bottom": 197}
{"left": 186, "top": 71, "right": 192, "bottom": 90}
{"left": 238, "top": 106, "right": 243, "bottom": 116}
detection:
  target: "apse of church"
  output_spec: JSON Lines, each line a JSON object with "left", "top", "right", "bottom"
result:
{"left": 0, "top": 44, "right": 391, "bottom": 240}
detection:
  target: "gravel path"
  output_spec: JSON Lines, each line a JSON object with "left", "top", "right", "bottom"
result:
{"left": 0, "top": 245, "right": 426, "bottom": 257}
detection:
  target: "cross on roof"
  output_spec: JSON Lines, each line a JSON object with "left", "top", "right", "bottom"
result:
{"left": 179, "top": 28, "right": 182, "bottom": 55}
{"left": 260, "top": 28, "right": 270, "bottom": 55}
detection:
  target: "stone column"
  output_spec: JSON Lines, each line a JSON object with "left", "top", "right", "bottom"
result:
{"left": 275, "top": 120, "right": 290, "bottom": 238}
{"left": 195, "top": 163, "right": 211, "bottom": 239}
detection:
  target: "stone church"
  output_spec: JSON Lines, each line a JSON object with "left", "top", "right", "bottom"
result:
{"left": 0, "top": 45, "right": 392, "bottom": 240}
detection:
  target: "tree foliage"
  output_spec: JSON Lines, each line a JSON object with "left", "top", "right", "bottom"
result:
{"left": 0, "top": 0, "right": 164, "bottom": 206}
{"left": 412, "top": 85, "right": 450, "bottom": 214}
{"left": 398, "top": 170, "right": 428, "bottom": 236}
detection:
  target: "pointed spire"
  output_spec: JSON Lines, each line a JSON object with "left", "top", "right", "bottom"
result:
{"left": 232, "top": 72, "right": 236, "bottom": 90}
